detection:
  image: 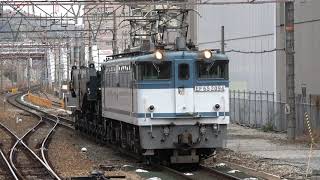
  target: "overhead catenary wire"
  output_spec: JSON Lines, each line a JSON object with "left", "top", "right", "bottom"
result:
{"left": 225, "top": 48, "right": 285, "bottom": 54}
{"left": 0, "top": 0, "right": 294, "bottom": 6}
{"left": 0, "top": 0, "right": 304, "bottom": 91}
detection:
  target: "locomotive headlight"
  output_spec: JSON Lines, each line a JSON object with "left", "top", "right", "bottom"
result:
{"left": 214, "top": 104, "right": 220, "bottom": 110}
{"left": 155, "top": 50, "right": 163, "bottom": 60}
{"left": 148, "top": 105, "right": 155, "bottom": 112}
{"left": 203, "top": 50, "right": 212, "bottom": 59}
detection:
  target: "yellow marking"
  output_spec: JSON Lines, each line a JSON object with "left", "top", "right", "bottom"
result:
{"left": 11, "top": 88, "right": 18, "bottom": 94}
{"left": 27, "top": 93, "right": 52, "bottom": 108}
{"left": 60, "top": 99, "right": 65, "bottom": 109}
{"left": 304, "top": 112, "right": 315, "bottom": 178}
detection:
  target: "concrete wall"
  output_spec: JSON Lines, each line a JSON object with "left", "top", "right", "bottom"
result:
{"left": 197, "top": 2, "right": 277, "bottom": 92}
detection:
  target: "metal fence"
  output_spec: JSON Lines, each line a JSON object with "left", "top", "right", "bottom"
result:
{"left": 230, "top": 90, "right": 320, "bottom": 136}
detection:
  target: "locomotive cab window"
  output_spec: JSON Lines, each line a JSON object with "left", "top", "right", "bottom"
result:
{"left": 178, "top": 63, "right": 190, "bottom": 80}
{"left": 136, "top": 61, "right": 171, "bottom": 80}
{"left": 197, "top": 61, "right": 229, "bottom": 79}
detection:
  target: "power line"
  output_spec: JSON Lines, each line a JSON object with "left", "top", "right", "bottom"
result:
{"left": 278, "top": 17, "right": 320, "bottom": 27}
{"left": 0, "top": 0, "right": 293, "bottom": 6}
{"left": 198, "top": 33, "right": 274, "bottom": 46}
{"left": 225, "top": 48, "right": 284, "bottom": 54}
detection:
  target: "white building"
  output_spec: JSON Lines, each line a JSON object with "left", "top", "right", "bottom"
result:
{"left": 196, "top": 0, "right": 320, "bottom": 95}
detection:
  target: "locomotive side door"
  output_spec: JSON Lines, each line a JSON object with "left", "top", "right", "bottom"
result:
{"left": 174, "top": 60, "right": 194, "bottom": 115}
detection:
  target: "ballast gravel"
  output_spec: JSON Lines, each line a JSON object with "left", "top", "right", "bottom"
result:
{"left": 48, "top": 127, "right": 142, "bottom": 179}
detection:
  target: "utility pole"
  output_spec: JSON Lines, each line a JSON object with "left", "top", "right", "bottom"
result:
{"left": 10, "top": 61, "right": 14, "bottom": 87}
{"left": 54, "top": 48, "right": 57, "bottom": 92}
{"left": 74, "top": 27, "right": 80, "bottom": 67}
{"left": 45, "top": 51, "right": 48, "bottom": 91}
{"left": 0, "top": 60, "right": 3, "bottom": 91}
{"left": 58, "top": 45, "right": 62, "bottom": 98}
{"left": 67, "top": 40, "right": 70, "bottom": 81}
{"left": 285, "top": 1, "right": 295, "bottom": 140}
{"left": 221, "top": 26, "right": 225, "bottom": 54}
{"left": 97, "top": 48, "right": 100, "bottom": 70}
{"left": 27, "top": 58, "right": 31, "bottom": 92}
{"left": 88, "top": 23, "right": 93, "bottom": 64}
{"left": 80, "top": 34, "right": 86, "bottom": 67}
{"left": 112, "top": 12, "right": 118, "bottom": 55}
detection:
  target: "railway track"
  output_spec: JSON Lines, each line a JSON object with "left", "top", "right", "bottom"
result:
{"left": 15, "top": 90, "right": 263, "bottom": 180}
{"left": 0, "top": 125, "right": 19, "bottom": 180}
{"left": 107, "top": 142, "right": 259, "bottom": 180}
{"left": 0, "top": 118, "right": 57, "bottom": 180}
{"left": 0, "top": 100, "right": 18, "bottom": 180}
{"left": 0, "top": 148, "right": 18, "bottom": 180}
{"left": 153, "top": 164, "right": 260, "bottom": 180}
{"left": 3, "top": 92, "right": 61, "bottom": 180}
{"left": 18, "top": 93, "right": 74, "bottom": 130}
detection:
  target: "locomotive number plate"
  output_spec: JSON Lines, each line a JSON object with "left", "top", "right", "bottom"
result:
{"left": 194, "top": 85, "right": 225, "bottom": 92}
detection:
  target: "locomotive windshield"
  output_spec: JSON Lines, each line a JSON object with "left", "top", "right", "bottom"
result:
{"left": 136, "top": 61, "right": 171, "bottom": 80}
{"left": 197, "top": 61, "right": 228, "bottom": 79}
{"left": 178, "top": 63, "right": 190, "bottom": 80}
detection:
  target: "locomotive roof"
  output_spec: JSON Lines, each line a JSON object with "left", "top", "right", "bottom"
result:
{"left": 102, "top": 51, "right": 229, "bottom": 65}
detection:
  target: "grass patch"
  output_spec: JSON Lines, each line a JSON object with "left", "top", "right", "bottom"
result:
{"left": 262, "top": 122, "right": 274, "bottom": 132}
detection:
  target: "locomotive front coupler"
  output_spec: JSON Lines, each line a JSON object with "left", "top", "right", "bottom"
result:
{"left": 173, "top": 131, "right": 199, "bottom": 151}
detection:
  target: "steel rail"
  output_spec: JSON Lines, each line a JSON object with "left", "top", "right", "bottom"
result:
{"left": 155, "top": 164, "right": 243, "bottom": 180}
{"left": 40, "top": 116, "right": 59, "bottom": 170}
{"left": 18, "top": 93, "right": 74, "bottom": 129}
{"left": 8, "top": 88, "right": 254, "bottom": 180}
{"left": 0, "top": 120, "right": 41, "bottom": 171}
{"left": 0, "top": 147, "right": 19, "bottom": 180}
{"left": 199, "top": 165, "right": 242, "bottom": 180}
{"left": 154, "top": 164, "right": 194, "bottom": 180}
{"left": 3, "top": 118, "right": 59, "bottom": 180}
{"left": 15, "top": 91, "right": 73, "bottom": 171}
{"left": 6, "top": 93, "right": 61, "bottom": 180}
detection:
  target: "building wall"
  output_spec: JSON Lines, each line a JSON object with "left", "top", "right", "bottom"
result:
{"left": 277, "top": 0, "right": 320, "bottom": 96}
{"left": 197, "top": 1, "right": 320, "bottom": 95}
{"left": 197, "top": 2, "right": 277, "bottom": 92}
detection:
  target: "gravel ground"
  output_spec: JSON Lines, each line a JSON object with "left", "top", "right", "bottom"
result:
{"left": 0, "top": 96, "right": 39, "bottom": 138}
{"left": 11, "top": 92, "right": 317, "bottom": 179}
{"left": 0, "top": 121, "right": 13, "bottom": 153}
{"left": 1, "top": 94, "right": 144, "bottom": 179}
{"left": 48, "top": 127, "right": 142, "bottom": 179}
{"left": 204, "top": 149, "right": 305, "bottom": 179}
{"left": 26, "top": 120, "right": 53, "bottom": 153}
{"left": 211, "top": 123, "right": 320, "bottom": 179}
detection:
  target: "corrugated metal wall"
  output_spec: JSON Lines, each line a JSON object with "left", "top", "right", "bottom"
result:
{"left": 276, "top": 0, "right": 320, "bottom": 95}
{"left": 197, "top": 2, "right": 277, "bottom": 92}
